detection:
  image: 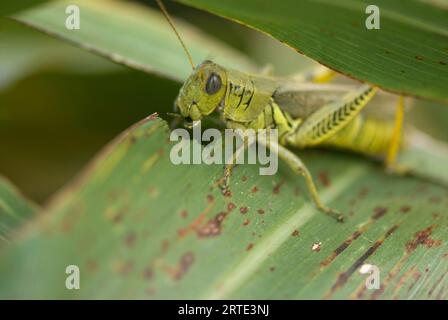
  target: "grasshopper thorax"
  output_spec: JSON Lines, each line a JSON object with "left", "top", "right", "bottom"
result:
{"left": 175, "top": 60, "right": 227, "bottom": 122}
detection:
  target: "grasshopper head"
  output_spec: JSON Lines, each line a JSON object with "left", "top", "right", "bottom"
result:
{"left": 175, "top": 60, "right": 227, "bottom": 124}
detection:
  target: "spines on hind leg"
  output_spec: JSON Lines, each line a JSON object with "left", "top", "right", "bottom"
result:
{"left": 286, "top": 85, "right": 377, "bottom": 148}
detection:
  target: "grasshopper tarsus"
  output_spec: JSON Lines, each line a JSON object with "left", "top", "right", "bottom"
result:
{"left": 321, "top": 207, "right": 345, "bottom": 223}
{"left": 336, "top": 213, "right": 345, "bottom": 223}
{"left": 216, "top": 175, "right": 230, "bottom": 195}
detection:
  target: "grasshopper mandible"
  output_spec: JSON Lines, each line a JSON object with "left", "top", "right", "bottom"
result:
{"left": 157, "top": 0, "right": 407, "bottom": 222}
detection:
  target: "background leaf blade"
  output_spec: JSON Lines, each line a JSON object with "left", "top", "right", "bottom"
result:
{"left": 177, "top": 0, "right": 448, "bottom": 102}
{"left": 15, "top": 0, "right": 256, "bottom": 83}
{"left": 0, "top": 0, "right": 48, "bottom": 16}
{"left": 0, "top": 176, "right": 38, "bottom": 245}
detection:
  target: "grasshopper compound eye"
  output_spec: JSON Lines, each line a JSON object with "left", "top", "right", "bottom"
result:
{"left": 205, "top": 73, "right": 222, "bottom": 95}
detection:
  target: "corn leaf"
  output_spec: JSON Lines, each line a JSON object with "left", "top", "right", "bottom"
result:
{"left": 0, "top": 116, "right": 446, "bottom": 299}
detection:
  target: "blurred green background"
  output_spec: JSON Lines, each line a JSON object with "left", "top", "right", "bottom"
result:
{"left": 1, "top": 1, "right": 447, "bottom": 203}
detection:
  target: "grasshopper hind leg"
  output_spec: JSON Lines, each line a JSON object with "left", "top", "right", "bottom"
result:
{"left": 258, "top": 135, "right": 344, "bottom": 222}
{"left": 277, "top": 145, "right": 345, "bottom": 222}
{"left": 216, "top": 129, "right": 343, "bottom": 222}
{"left": 385, "top": 95, "right": 410, "bottom": 175}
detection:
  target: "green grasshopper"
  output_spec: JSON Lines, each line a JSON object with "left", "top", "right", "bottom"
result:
{"left": 157, "top": 0, "right": 407, "bottom": 222}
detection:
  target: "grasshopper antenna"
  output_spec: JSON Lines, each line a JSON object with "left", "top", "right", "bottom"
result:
{"left": 156, "top": 0, "right": 195, "bottom": 69}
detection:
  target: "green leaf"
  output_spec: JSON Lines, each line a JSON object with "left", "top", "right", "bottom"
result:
{"left": 176, "top": 0, "right": 448, "bottom": 103}
{"left": 399, "top": 128, "right": 448, "bottom": 186}
{"left": 0, "top": 177, "right": 38, "bottom": 245}
{"left": 14, "top": 0, "right": 256, "bottom": 83}
{"left": 0, "top": 19, "right": 121, "bottom": 91}
{"left": 0, "top": 116, "right": 446, "bottom": 299}
{"left": 0, "top": 0, "right": 48, "bottom": 16}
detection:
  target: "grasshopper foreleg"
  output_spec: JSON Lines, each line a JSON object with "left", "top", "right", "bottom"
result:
{"left": 217, "top": 132, "right": 252, "bottom": 195}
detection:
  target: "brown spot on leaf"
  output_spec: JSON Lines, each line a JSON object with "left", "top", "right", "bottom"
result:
{"left": 242, "top": 175, "right": 248, "bottom": 182}
{"left": 372, "top": 206, "right": 388, "bottom": 220}
{"left": 227, "top": 202, "right": 236, "bottom": 212}
{"left": 240, "top": 206, "right": 249, "bottom": 214}
{"left": 197, "top": 211, "right": 228, "bottom": 237}
{"left": 111, "top": 211, "right": 125, "bottom": 224}
{"left": 273, "top": 180, "right": 285, "bottom": 194}
{"left": 251, "top": 186, "right": 259, "bottom": 193}
{"left": 358, "top": 187, "right": 369, "bottom": 199}
{"left": 207, "top": 194, "right": 214, "bottom": 203}
{"left": 269, "top": 267, "right": 276, "bottom": 272}
{"left": 320, "top": 230, "right": 362, "bottom": 268}
{"left": 142, "top": 266, "right": 154, "bottom": 280}
{"left": 246, "top": 243, "right": 254, "bottom": 251}
{"left": 415, "top": 55, "right": 424, "bottom": 61}
{"left": 178, "top": 200, "right": 215, "bottom": 238}
{"left": 371, "top": 225, "right": 442, "bottom": 299}
{"left": 405, "top": 225, "right": 441, "bottom": 253}
{"left": 180, "top": 210, "right": 188, "bottom": 218}
{"left": 243, "top": 219, "right": 250, "bottom": 226}
{"left": 257, "top": 209, "right": 265, "bottom": 215}
{"left": 129, "top": 135, "right": 137, "bottom": 145}
{"left": 292, "top": 230, "right": 300, "bottom": 237}
{"left": 429, "top": 196, "right": 441, "bottom": 204}
{"left": 318, "top": 171, "right": 331, "bottom": 187}
{"left": 172, "top": 252, "right": 195, "bottom": 281}
{"left": 400, "top": 205, "right": 411, "bottom": 213}
{"left": 124, "top": 231, "right": 137, "bottom": 248}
